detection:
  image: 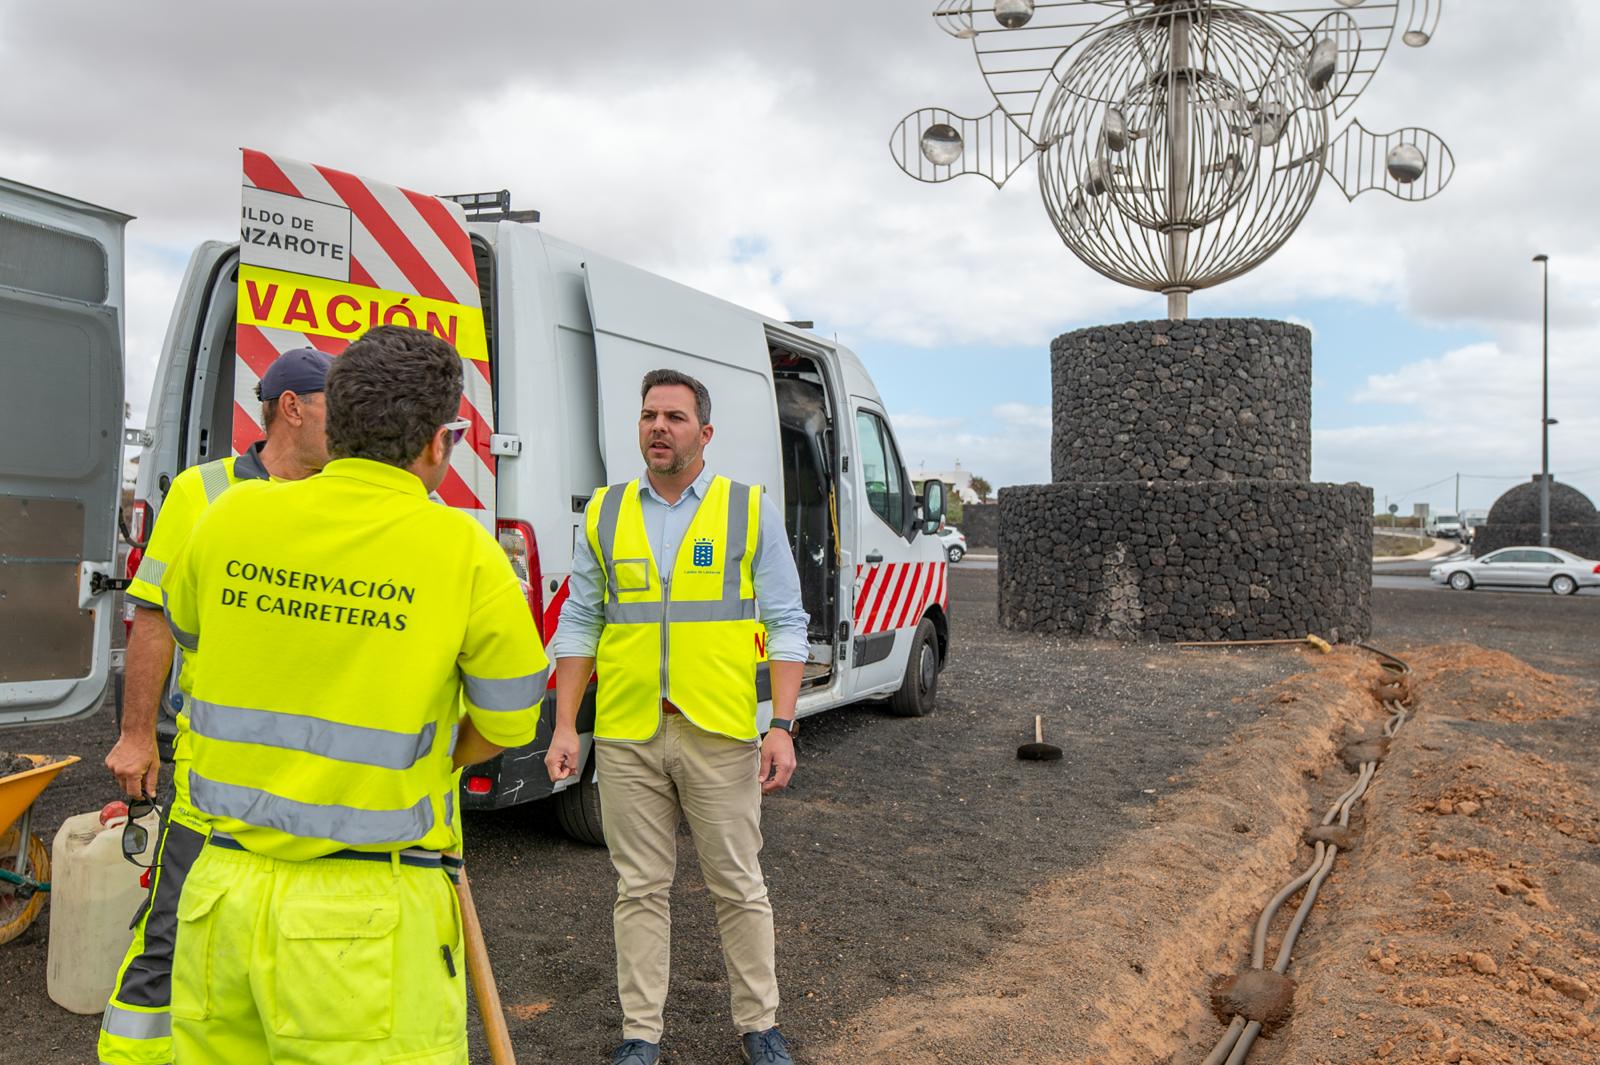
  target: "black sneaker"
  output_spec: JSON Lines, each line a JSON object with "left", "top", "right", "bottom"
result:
{"left": 740, "top": 1027, "right": 793, "bottom": 1064}
{"left": 610, "top": 1039, "right": 660, "bottom": 1065}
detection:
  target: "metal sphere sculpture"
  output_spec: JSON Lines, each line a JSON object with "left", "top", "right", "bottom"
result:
{"left": 891, "top": 0, "right": 1456, "bottom": 317}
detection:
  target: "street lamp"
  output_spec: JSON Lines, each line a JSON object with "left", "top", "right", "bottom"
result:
{"left": 1533, "top": 254, "right": 1551, "bottom": 546}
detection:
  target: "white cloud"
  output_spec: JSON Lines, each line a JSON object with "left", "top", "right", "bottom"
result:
{"left": 5, "top": 1, "right": 1597, "bottom": 509}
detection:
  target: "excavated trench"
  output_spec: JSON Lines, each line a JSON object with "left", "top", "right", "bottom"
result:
{"left": 814, "top": 645, "right": 1600, "bottom": 1065}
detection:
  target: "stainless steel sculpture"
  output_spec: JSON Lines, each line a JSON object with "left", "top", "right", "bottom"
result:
{"left": 891, "top": 1, "right": 1455, "bottom": 317}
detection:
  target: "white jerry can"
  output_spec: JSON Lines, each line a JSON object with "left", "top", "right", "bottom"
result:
{"left": 46, "top": 805, "right": 159, "bottom": 1014}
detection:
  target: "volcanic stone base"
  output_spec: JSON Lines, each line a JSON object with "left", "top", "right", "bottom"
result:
{"left": 1473, "top": 525, "right": 1600, "bottom": 560}
{"left": 998, "top": 481, "right": 1372, "bottom": 642}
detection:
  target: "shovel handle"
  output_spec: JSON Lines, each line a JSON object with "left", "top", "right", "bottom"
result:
{"left": 456, "top": 867, "right": 517, "bottom": 1065}
{"left": 1035, "top": 715, "right": 1043, "bottom": 745}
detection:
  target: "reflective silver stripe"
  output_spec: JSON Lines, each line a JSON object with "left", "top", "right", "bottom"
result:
{"left": 188, "top": 698, "right": 436, "bottom": 770}
{"left": 595, "top": 483, "right": 628, "bottom": 596}
{"left": 133, "top": 555, "right": 166, "bottom": 587}
{"left": 101, "top": 1002, "right": 171, "bottom": 1040}
{"left": 724, "top": 481, "right": 753, "bottom": 605}
{"left": 461, "top": 668, "right": 550, "bottom": 712}
{"left": 198, "top": 459, "right": 231, "bottom": 503}
{"left": 668, "top": 600, "right": 758, "bottom": 623}
{"left": 444, "top": 790, "right": 454, "bottom": 827}
{"left": 605, "top": 601, "right": 664, "bottom": 624}
{"left": 161, "top": 590, "right": 198, "bottom": 652}
{"left": 190, "top": 772, "right": 434, "bottom": 846}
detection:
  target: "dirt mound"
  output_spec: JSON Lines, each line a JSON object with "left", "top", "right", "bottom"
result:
{"left": 1265, "top": 720, "right": 1600, "bottom": 1063}
{"left": 1404, "top": 643, "right": 1595, "bottom": 722}
{"left": 812, "top": 650, "right": 1386, "bottom": 1065}
{"left": 0, "top": 753, "right": 40, "bottom": 777}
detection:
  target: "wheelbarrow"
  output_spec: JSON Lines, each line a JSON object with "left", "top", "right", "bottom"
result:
{"left": 0, "top": 754, "right": 80, "bottom": 945}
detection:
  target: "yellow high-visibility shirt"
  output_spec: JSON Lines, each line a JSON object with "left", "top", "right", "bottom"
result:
{"left": 125, "top": 444, "right": 275, "bottom": 610}
{"left": 162, "top": 457, "right": 546, "bottom": 860}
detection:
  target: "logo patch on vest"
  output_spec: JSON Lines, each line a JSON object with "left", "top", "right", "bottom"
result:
{"left": 692, "top": 538, "right": 715, "bottom": 568}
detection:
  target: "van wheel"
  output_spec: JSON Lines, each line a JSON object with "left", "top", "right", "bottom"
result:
{"left": 889, "top": 618, "right": 939, "bottom": 718}
{"left": 553, "top": 777, "right": 605, "bottom": 847}
{"left": 1551, "top": 574, "right": 1577, "bottom": 596}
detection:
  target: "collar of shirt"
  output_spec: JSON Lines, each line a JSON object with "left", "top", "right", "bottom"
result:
{"left": 638, "top": 465, "right": 714, "bottom": 508}
{"left": 233, "top": 440, "right": 273, "bottom": 482}
{"left": 320, "top": 457, "right": 430, "bottom": 498}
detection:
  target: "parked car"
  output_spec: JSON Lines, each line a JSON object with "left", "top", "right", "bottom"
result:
{"left": 938, "top": 524, "right": 968, "bottom": 563}
{"left": 1431, "top": 547, "right": 1600, "bottom": 595}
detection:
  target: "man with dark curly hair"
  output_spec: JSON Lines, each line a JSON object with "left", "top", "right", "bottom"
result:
{"left": 158, "top": 326, "right": 546, "bottom": 1064}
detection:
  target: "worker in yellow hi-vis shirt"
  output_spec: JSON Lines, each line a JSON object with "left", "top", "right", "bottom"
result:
{"left": 100, "top": 346, "right": 331, "bottom": 1065}
{"left": 159, "top": 326, "right": 546, "bottom": 1063}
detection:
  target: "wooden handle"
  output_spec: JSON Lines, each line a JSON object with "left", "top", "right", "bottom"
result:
{"left": 1035, "top": 715, "right": 1043, "bottom": 744}
{"left": 457, "top": 868, "right": 517, "bottom": 1065}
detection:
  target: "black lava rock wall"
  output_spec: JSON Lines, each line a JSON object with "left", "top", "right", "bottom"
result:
{"left": 1473, "top": 477, "right": 1600, "bottom": 559}
{"left": 1000, "top": 318, "right": 1373, "bottom": 642}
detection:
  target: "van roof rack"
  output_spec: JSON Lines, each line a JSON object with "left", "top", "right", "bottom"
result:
{"left": 440, "top": 190, "right": 540, "bottom": 224}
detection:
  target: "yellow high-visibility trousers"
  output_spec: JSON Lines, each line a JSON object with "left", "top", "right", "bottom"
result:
{"left": 99, "top": 803, "right": 210, "bottom": 1065}
{"left": 170, "top": 841, "right": 467, "bottom": 1065}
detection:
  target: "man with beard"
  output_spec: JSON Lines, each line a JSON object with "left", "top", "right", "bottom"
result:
{"left": 545, "top": 368, "right": 808, "bottom": 1065}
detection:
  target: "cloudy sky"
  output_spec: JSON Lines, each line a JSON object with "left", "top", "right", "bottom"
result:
{"left": 3, "top": 1, "right": 1596, "bottom": 516}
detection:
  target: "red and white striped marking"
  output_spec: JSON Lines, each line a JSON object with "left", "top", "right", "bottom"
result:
{"left": 235, "top": 149, "right": 495, "bottom": 526}
{"left": 853, "top": 561, "right": 947, "bottom": 635}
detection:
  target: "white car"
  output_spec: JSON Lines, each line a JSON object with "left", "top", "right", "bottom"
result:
{"left": 938, "top": 525, "right": 968, "bottom": 563}
{"left": 1431, "top": 546, "right": 1600, "bottom": 596}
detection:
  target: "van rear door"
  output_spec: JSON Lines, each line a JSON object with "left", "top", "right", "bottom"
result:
{"left": 0, "top": 178, "right": 130, "bottom": 726}
{"left": 581, "top": 256, "right": 782, "bottom": 491}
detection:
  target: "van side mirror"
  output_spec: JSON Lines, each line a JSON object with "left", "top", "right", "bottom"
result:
{"left": 921, "top": 480, "right": 946, "bottom": 536}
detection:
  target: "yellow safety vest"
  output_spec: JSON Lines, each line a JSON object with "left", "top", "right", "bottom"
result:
{"left": 162, "top": 458, "right": 547, "bottom": 860}
{"left": 587, "top": 475, "right": 763, "bottom": 742}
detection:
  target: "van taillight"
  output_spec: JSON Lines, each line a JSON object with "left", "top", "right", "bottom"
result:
{"left": 128, "top": 500, "right": 153, "bottom": 547}
{"left": 1593, "top": 563, "right": 1600, "bottom": 575}
{"left": 123, "top": 546, "right": 144, "bottom": 635}
{"left": 496, "top": 519, "right": 545, "bottom": 636}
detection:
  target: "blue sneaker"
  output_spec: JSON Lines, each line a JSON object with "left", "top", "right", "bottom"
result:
{"left": 610, "top": 1039, "right": 660, "bottom": 1065}
{"left": 740, "top": 1027, "right": 793, "bottom": 1064}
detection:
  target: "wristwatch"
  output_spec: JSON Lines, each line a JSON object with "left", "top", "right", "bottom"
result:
{"left": 767, "top": 717, "right": 797, "bottom": 737}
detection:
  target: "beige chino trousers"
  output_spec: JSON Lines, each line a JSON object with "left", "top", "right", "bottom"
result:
{"left": 595, "top": 712, "right": 778, "bottom": 1042}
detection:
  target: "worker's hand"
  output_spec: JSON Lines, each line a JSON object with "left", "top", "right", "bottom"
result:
{"left": 758, "top": 728, "right": 796, "bottom": 794}
{"left": 544, "top": 724, "right": 582, "bottom": 783}
{"left": 106, "top": 735, "right": 160, "bottom": 800}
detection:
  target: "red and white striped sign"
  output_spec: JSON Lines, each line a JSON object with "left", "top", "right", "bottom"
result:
{"left": 235, "top": 149, "right": 496, "bottom": 526}
{"left": 853, "top": 561, "right": 948, "bottom": 635}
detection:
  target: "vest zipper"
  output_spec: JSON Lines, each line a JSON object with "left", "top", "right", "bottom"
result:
{"left": 659, "top": 574, "right": 671, "bottom": 709}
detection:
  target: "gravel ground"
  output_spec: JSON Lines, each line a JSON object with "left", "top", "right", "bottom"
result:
{"left": 0, "top": 573, "right": 1593, "bottom": 1063}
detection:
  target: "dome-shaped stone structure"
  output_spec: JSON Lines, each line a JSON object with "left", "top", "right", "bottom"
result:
{"left": 1474, "top": 476, "right": 1600, "bottom": 558}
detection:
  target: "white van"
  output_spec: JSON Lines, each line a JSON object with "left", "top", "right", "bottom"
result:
{"left": 0, "top": 177, "right": 952, "bottom": 845}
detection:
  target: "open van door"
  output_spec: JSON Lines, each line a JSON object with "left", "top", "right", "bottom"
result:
{"left": 0, "top": 178, "right": 130, "bottom": 726}
{"left": 582, "top": 255, "right": 782, "bottom": 491}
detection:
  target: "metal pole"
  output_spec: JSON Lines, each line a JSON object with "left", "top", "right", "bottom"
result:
{"left": 1454, "top": 473, "right": 1459, "bottom": 519}
{"left": 1165, "top": 6, "right": 1191, "bottom": 321}
{"left": 1534, "top": 254, "right": 1550, "bottom": 546}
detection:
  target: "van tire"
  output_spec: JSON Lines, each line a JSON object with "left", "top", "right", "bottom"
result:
{"left": 888, "top": 618, "right": 940, "bottom": 718}
{"left": 554, "top": 777, "right": 605, "bottom": 847}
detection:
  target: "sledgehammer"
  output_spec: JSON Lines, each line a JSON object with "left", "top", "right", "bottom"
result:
{"left": 1017, "top": 715, "right": 1063, "bottom": 762}
{"left": 455, "top": 865, "right": 517, "bottom": 1065}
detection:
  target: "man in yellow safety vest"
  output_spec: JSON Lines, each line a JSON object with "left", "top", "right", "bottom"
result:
{"left": 158, "top": 325, "right": 546, "bottom": 1062}
{"left": 100, "top": 346, "right": 331, "bottom": 1064}
{"left": 546, "top": 368, "right": 808, "bottom": 1065}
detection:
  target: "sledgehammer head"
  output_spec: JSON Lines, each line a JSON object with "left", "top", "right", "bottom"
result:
{"left": 1017, "top": 714, "right": 1063, "bottom": 762}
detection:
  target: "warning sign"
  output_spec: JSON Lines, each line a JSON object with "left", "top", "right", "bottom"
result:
{"left": 234, "top": 149, "right": 497, "bottom": 522}
{"left": 240, "top": 187, "right": 352, "bottom": 281}
{"left": 237, "top": 265, "right": 488, "bottom": 362}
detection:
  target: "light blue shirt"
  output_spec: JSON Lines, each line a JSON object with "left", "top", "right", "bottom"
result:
{"left": 549, "top": 467, "right": 811, "bottom": 663}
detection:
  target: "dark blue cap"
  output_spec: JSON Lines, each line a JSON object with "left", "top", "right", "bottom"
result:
{"left": 256, "top": 348, "right": 334, "bottom": 401}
